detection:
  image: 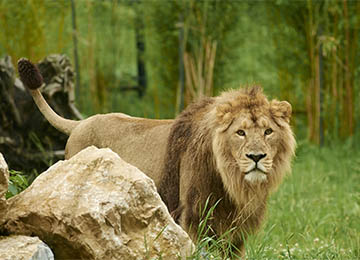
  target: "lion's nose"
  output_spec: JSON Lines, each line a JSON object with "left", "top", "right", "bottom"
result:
{"left": 246, "top": 153, "right": 267, "bottom": 163}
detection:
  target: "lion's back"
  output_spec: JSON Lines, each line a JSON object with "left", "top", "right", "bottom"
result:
{"left": 65, "top": 113, "right": 174, "bottom": 186}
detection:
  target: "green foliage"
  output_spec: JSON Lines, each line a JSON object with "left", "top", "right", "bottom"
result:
{"left": 1, "top": 0, "right": 358, "bottom": 142}
{"left": 0, "top": 0, "right": 359, "bottom": 137}
{"left": 29, "top": 132, "right": 53, "bottom": 167}
{"left": 266, "top": 0, "right": 360, "bottom": 142}
{"left": 6, "top": 169, "right": 32, "bottom": 199}
{"left": 181, "top": 0, "right": 244, "bottom": 91}
{"left": 190, "top": 197, "right": 241, "bottom": 259}
{"left": 0, "top": 0, "right": 71, "bottom": 62}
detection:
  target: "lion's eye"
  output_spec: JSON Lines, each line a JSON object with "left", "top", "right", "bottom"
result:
{"left": 265, "top": 128, "right": 273, "bottom": 136}
{"left": 236, "top": 130, "right": 246, "bottom": 136}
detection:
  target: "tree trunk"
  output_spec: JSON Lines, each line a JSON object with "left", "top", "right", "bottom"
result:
{"left": 71, "top": 0, "right": 81, "bottom": 107}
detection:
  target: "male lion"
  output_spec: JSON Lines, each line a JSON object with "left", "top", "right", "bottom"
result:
{"left": 18, "top": 58, "right": 296, "bottom": 256}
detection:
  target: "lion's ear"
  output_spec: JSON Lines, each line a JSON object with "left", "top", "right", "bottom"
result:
{"left": 270, "top": 100, "right": 292, "bottom": 123}
{"left": 215, "top": 103, "right": 234, "bottom": 131}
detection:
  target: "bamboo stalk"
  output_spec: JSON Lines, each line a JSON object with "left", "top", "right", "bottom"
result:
{"left": 189, "top": 54, "right": 199, "bottom": 99}
{"left": 71, "top": 0, "right": 81, "bottom": 107}
{"left": 183, "top": 52, "right": 197, "bottom": 100}
{"left": 206, "top": 40, "right": 217, "bottom": 97}
{"left": 197, "top": 35, "right": 204, "bottom": 98}
{"left": 330, "top": 5, "right": 339, "bottom": 134}
{"left": 306, "top": 0, "right": 318, "bottom": 143}
{"left": 204, "top": 39, "right": 211, "bottom": 96}
{"left": 343, "top": 0, "right": 353, "bottom": 136}
{"left": 86, "top": 0, "right": 97, "bottom": 112}
{"left": 315, "top": 49, "right": 321, "bottom": 145}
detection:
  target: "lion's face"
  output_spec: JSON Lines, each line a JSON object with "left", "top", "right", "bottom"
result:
{"left": 211, "top": 87, "right": 296, "bottom": 201}
{"left": 225, "top": 112, "right": 280, "bottom": 183}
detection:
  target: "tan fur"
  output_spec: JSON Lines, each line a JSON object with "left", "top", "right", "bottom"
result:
{"left": 29, "top": 86, "right": 295, "bottom": 256}
{"left": 29, "top": 88, "right": 173, "bottom": 186}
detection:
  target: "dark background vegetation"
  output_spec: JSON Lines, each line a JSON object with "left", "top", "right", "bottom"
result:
{"left": 1, "top": 0, "right": 359, "bottom": 145}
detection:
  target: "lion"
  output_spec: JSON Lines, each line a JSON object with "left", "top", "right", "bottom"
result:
{"left": 18, "top": 58, "right": 296, "bottom": 256}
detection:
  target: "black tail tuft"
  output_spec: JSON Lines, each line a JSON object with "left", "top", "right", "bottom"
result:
{"left": 18, "top": 58, "right": 43, "bottom": 90}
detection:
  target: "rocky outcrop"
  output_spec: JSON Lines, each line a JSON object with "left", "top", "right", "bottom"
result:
{"left": 0, "top": 146, "right": 193, "bottom": 259}
{"left": 0, "top": 235, "right": 54, "bottom": 260}
{"left": 0, "top": 153, "right": 8, "bottom": 197}
{"left": 0, "top": 153, "right": 8, "bottom": 220}
{"left": 0, "top": 155, "right": 54, "bottom": 260}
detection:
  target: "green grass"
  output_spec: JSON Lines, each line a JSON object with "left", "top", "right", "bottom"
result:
{"left": 243, "top": 143, "right": 359, "bottom": 259}
{"left": 189, "top": 143, "right": 360, "bottom": 259}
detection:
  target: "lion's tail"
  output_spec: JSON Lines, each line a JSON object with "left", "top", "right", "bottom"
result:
{"left": 18, "top": 58, "right": 79, "bottom": 135}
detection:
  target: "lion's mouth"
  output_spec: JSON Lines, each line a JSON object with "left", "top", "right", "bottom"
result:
{"left": 244, "top": 166, "right": 266, "bottom": 175}
{"left": 244, "top": 168, "right": 267, "bottom": 183}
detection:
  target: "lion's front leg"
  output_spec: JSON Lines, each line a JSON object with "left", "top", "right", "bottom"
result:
{"left": 170, "top": 204, "right": 183, "bottom": 224}
{"left": 178, "top": 187, "right": 201, "bottom": 243}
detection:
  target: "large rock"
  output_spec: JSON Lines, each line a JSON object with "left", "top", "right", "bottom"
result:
{"left": 0, "top": 153, "right": 8, "bottom": 197}
{"left": 0, "top": 153, "right": 8, "bottom": 219}
{"left": 0, "top": 146, "right": 193, "bottom": 259}
{"left": 0, "top": 235, "right": 54, "bottom": 260}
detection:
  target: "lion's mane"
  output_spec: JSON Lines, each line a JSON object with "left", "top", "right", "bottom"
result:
{"left": 159, "top": 86, "right": 296, "bottom": 252}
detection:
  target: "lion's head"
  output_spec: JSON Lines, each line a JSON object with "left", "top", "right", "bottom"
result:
{"left": 208, "top": 86, "right": 296, "bottom": 207}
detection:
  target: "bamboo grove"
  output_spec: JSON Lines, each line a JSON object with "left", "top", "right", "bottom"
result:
{"left": 0, "top": 0, "right": 359, "bottom": 145}
{"left": 270, "top": 0, "right": 360, "bottom": 144}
